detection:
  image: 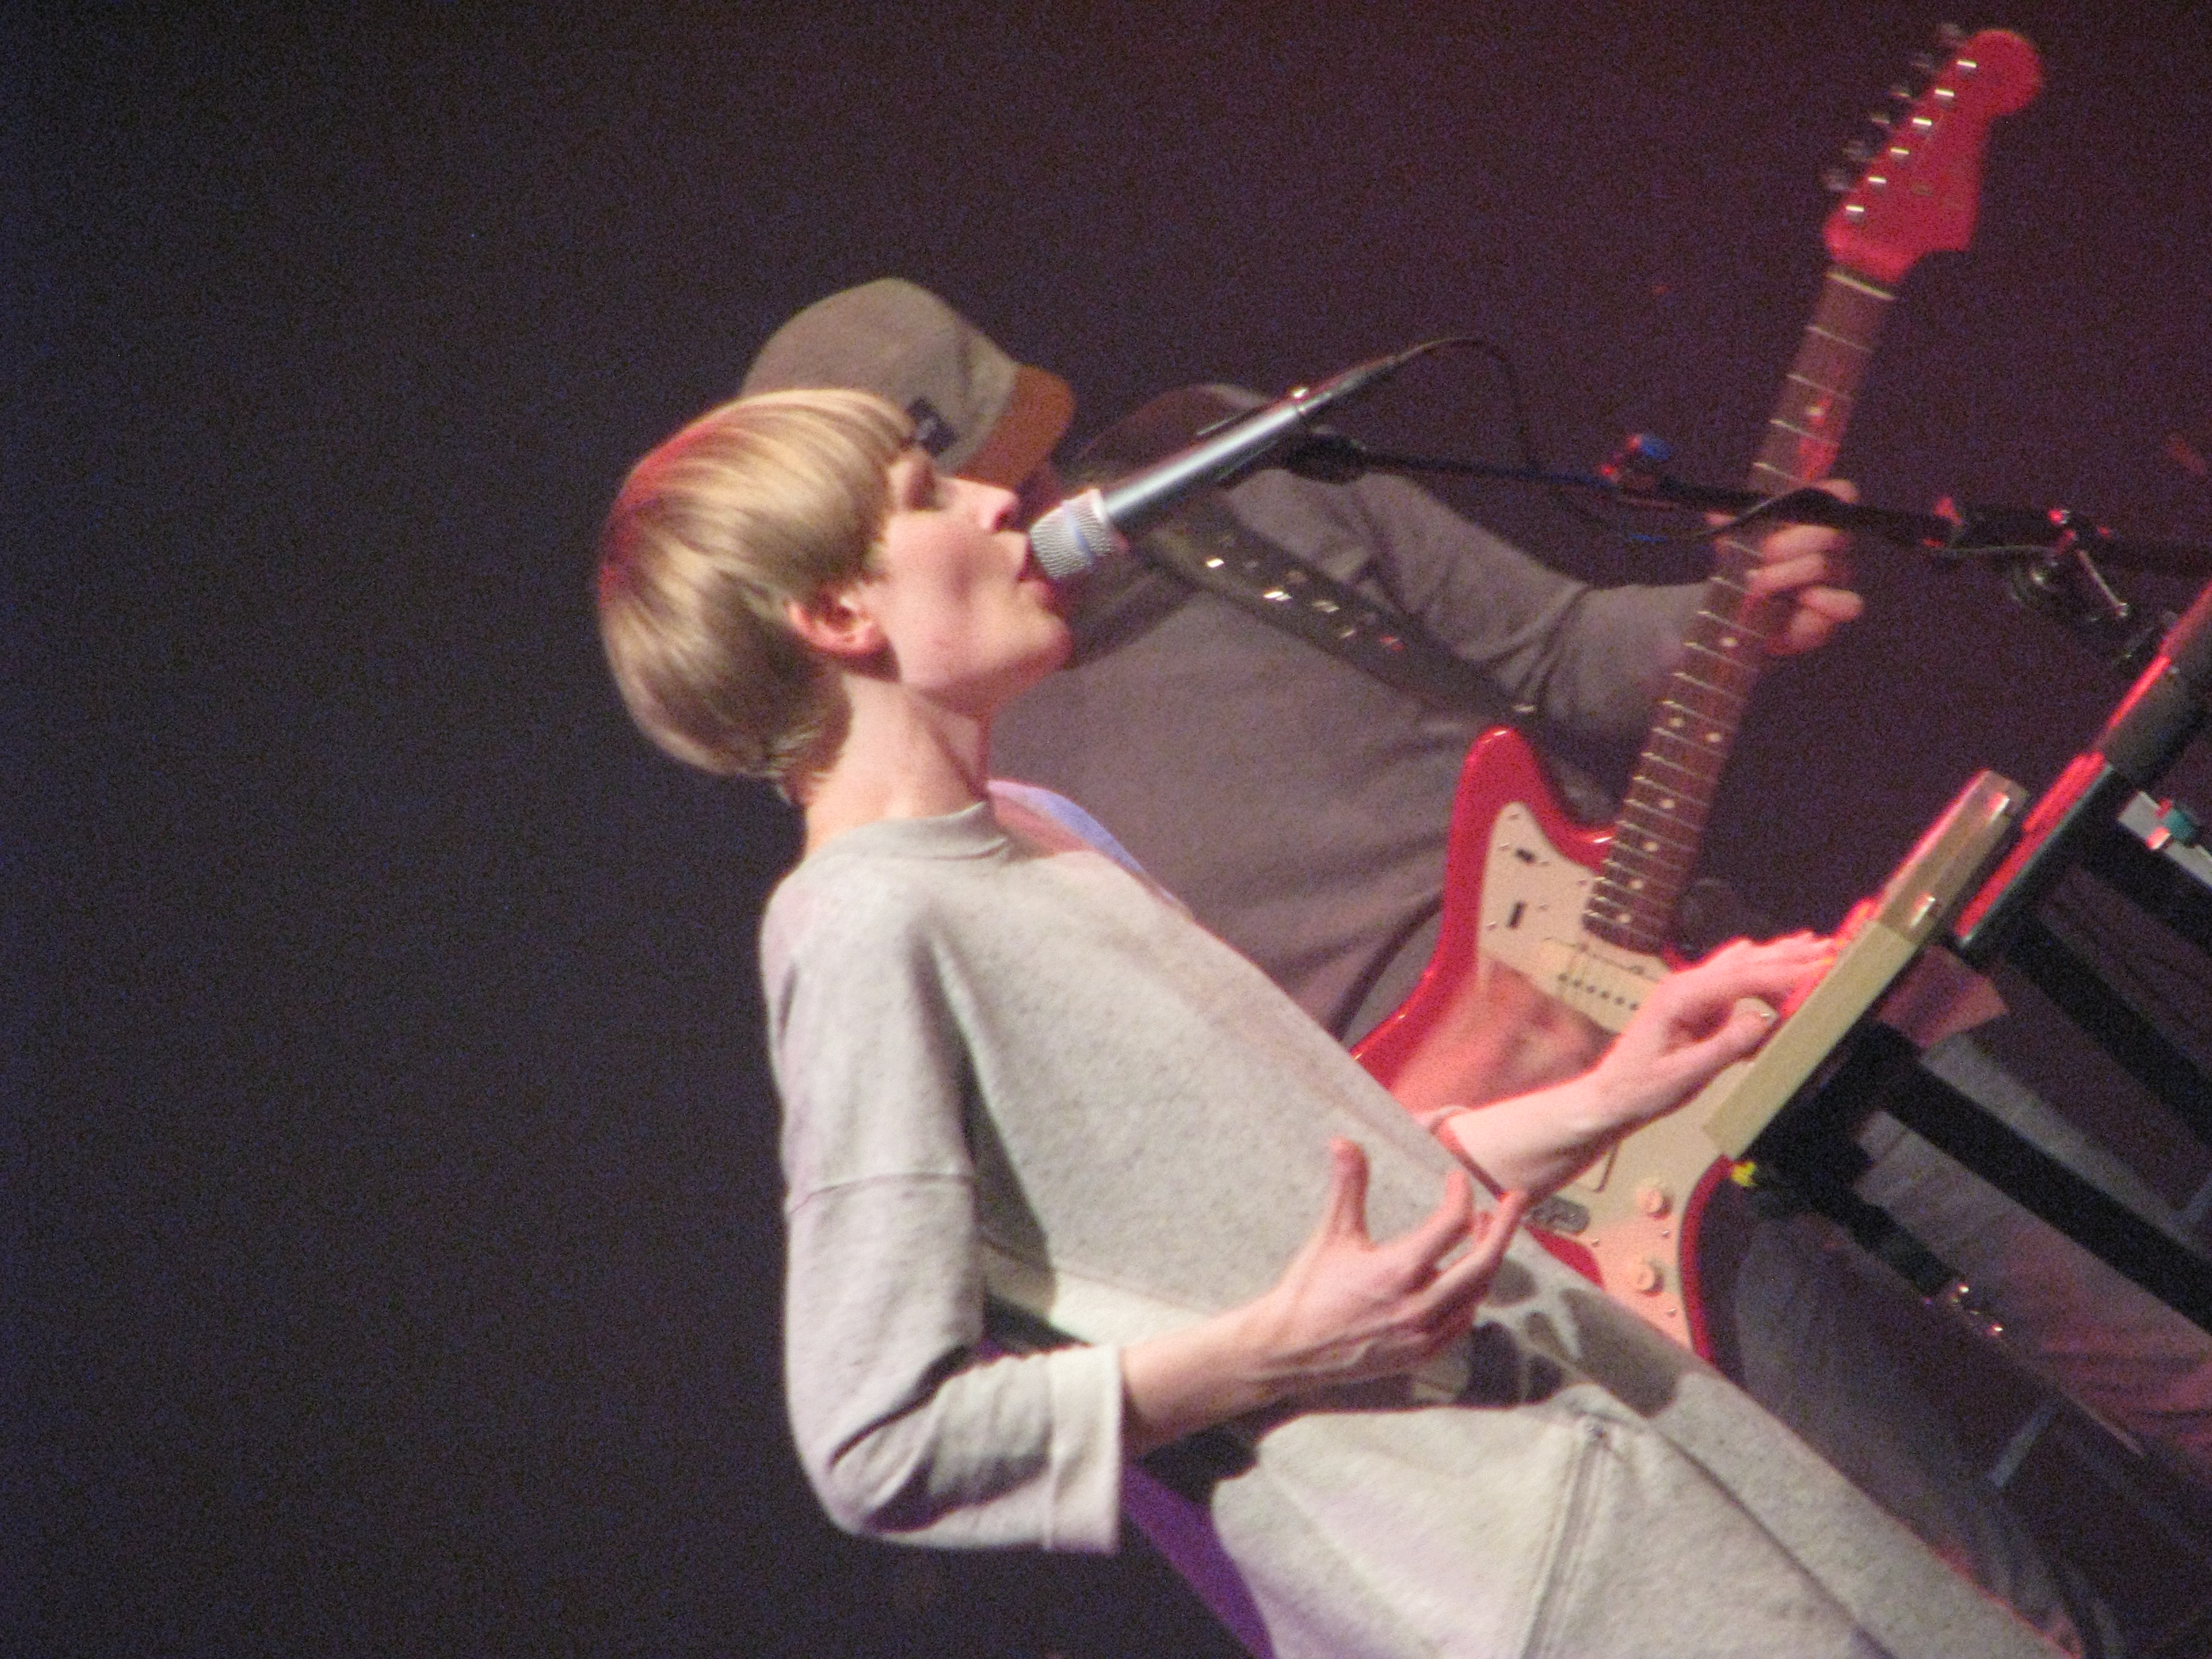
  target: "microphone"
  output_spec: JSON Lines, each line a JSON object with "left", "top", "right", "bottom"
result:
{"left": 1026, "top": 348, "right": 1420, "bottom": 579}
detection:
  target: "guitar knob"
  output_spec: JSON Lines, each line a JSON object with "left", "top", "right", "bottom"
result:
{"left": 1635, "top": 1184, "right": 1672, "bottom": 1219}
{"left": 1630, "top": 1259, "right": 1665, "bottom": 1294}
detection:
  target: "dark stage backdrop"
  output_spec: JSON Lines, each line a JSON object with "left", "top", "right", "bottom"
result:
{"left": 14, "top": 4, "right": 2212, "bottom": 1654}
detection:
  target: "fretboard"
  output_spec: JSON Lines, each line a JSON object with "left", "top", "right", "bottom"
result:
{"left": 1583, "top": 268, "right": 1896, "bottom": 954}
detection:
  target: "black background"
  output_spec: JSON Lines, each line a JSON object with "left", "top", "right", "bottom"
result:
{"left": 14, "top": 4, "right": 2212, "bottom": 1654}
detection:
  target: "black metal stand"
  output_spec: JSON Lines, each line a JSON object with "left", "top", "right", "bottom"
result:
{"left": 1752, "top": 579, "right": 2212, "bottom": 1334}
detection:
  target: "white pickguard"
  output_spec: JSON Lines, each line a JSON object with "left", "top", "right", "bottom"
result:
{"left": 1479, "top": 804, "right": 1668, "bottom": 1036}
{"left": 1472, "top": 804, "right": 1707, "bottom": 1339}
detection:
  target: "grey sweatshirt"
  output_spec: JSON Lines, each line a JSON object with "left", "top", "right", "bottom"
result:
{"left": 761, "top": 790, "right": 2055, "bottom": 1659}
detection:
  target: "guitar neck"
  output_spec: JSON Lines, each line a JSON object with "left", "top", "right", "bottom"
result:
{"left": 1584, "top": 268, "right": 1896, "bottom": 954}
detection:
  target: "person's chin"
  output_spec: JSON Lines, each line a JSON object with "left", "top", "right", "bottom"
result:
{"left": 1004, "top": 628, "right": 1072, "bottom": 701}
{"left": 1040, "top": 619, "right": 1073, "bottom": 673}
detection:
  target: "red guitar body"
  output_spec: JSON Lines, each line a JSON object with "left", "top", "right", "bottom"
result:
{"left": 1353, "top": 729, "right": 1724, "bottom": 1348}
{"left": 1353, "top": 727, "right": 1653, "bottom": 1110}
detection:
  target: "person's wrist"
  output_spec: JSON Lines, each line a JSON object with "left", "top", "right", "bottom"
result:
{"left": 1222, "top": 1286, "right": 1300, "bottom": 1401}
{"left": 1570, "top": 1060, "right": 1659, "bottom": 1139}
{"left": 1432, "top": 1107, "right": 1521, "bottom": 1200}
{"left": 1125, "top": 1304, "right": 1277, "bottom": 1453}
{"left": 1429, "top": 1106, "right": 1469, "bottom": 1149}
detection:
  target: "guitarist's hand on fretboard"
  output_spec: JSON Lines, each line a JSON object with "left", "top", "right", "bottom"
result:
{"left": 1735, "top": 478, "right": 1865, "bottom": 657}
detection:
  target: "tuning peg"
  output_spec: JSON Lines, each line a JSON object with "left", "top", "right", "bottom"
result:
{"left": 1908, "top": 52, "right": 1938, "bottom": 77}
{"left": 1937, "top": 22, "right": 1966, "bottom": 48}
{"left": 1864, "top": 110, "right": 1894, "bottom": 131}
{"left": 1841, "top": 137, "right": 1875, "bottom": 164}
{"left": 1823, "top": 165, "right": 1858, "bottom": 194}
{"left": 1889, "top": 82, "right": 1915, "bottom": 102}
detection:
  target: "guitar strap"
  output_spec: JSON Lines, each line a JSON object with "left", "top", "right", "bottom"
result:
{"left": 1062, "top": 383, "right": 1524, "bottom": 720}
{"left": 1134, "top": 493, "right": 1507, "bottom": 715}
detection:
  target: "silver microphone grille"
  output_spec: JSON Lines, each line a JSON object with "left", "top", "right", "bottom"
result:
{"left": 1027, "top": 488, "right": 1124, "bottom": 580}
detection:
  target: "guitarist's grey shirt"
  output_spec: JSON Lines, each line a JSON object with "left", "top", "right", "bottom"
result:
{"left": 763, "top": 791, "right": 2058, "bottom": 1658}
{"left": 992, "top": 384, "right": 1704, "bottom": 1043}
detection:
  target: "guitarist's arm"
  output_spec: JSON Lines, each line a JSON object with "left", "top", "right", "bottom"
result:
{"left": 1328, "top": 462, "right": 1702, "bottom": 737}
{"left": 1431, "top": 934, "right": 1830, "bottom": 1197}
{"left": 1317, "top": 450, "right": 1863, "bottom": 735}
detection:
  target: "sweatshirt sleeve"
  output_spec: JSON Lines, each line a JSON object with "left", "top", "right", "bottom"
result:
{"left": 762, "top": 874, "right": 1127, "bottom": 1553}
{"left": 1342, "top": 468, "right": 1704, "bottom": 737}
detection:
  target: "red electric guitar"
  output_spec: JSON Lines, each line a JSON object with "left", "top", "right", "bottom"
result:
{"left": 1355, "top": 28, "right": 2043, "bottom": 1355}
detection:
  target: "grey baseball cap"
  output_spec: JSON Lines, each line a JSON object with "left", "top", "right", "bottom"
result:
{"left": 739, "top": 279, "right": 1076, "bottom": 489}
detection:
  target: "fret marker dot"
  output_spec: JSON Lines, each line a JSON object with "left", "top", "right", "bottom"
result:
{"left": 1643, "top": 839, "right": 1658, "bottom": 853}
{"left": 1721, "top": 634, "right": 1738, "bottom": 650}
{"left": 1659, "top": 797, "right": 1676, "bottom": 811}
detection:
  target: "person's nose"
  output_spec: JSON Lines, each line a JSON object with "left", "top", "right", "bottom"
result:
{"left": 960, "top": 476, "right": 1019, "bottom": 533}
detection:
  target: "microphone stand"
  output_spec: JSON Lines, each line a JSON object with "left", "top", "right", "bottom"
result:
{"left": 1279, "top": 430, "right": 2212, "bottom": 672}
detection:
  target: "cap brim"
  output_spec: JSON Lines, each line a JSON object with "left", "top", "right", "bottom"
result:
{"left": 958, "top": 364, "right": 1076, "bottom": 488}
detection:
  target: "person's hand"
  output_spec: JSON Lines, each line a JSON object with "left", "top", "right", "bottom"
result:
{"left": 1739, "top": 479, "right": 1865, "bottom": 656}
{"left": 1233, "top": 1140, "right": 1530, "bottom": 1394}
{"left": 1579, "top": 933, "right": 1833, "bottom": 1131}
{"left": 1120, "top": 1143, "right": 1531, "bottom": 1452}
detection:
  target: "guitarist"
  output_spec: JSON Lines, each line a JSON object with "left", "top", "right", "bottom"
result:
{"left": 741, "top": 279, "right": 2115, "bottom": 1650}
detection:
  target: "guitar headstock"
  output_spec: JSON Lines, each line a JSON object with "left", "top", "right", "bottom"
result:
{"left": 1824, "top": 27, "right": 2043, "bottom": 287}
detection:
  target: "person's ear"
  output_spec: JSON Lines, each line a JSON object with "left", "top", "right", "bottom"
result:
{"left": 784, "top": 583, "right": 884, "bottom": 661}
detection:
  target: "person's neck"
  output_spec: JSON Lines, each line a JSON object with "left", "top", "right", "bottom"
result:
{"left": 797, "top": 684, "right": 993, "bottom": 854}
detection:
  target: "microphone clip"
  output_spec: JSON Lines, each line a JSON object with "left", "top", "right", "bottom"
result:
{"left": 1937, "top": 499, "right": 2171, "bottom": 671}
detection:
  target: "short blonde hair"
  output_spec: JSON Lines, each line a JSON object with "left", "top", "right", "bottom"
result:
{"left": 596, "top": 390, "right": 912, "bottom": 781}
